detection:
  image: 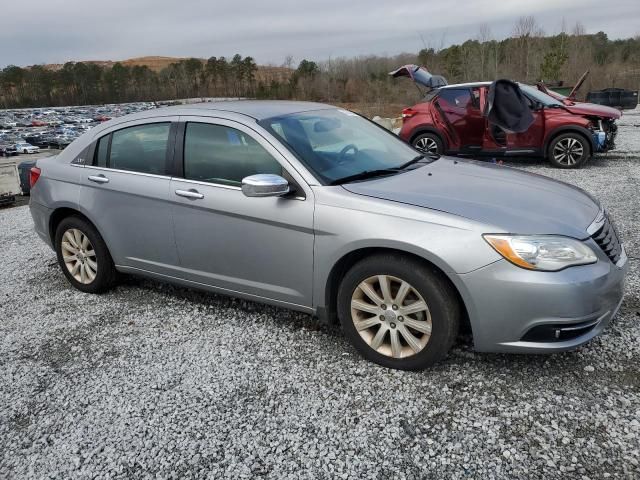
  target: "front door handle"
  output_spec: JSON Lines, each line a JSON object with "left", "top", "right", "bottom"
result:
{"left": 175, "top": 189, "right": 204, "bottom": 200}
{"left": 88, "top": 175, "right": 109, "bottom": 184}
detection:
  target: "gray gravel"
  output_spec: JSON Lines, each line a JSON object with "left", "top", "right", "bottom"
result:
{"left": 1, "top": 110, "right": 640, "bottom": 479}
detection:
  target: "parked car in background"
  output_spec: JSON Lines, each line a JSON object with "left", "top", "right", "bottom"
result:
{"left": 15, "top": 142, "right": 40, "bottom": 154}
{"left": 24, "top": 135, "right": 51, "bottom": 149}
{"left": 0, "top": 142, "right": 18, "bottom": 157}
{"left": 28, "top": 100, "right": 627, "bottom": 370}
{"left": 392, "top": 65, "right": 621, "bottom": 168}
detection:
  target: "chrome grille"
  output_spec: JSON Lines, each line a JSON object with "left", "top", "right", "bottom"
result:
{"left": 591, "top": 213, "right": 622, "bottom": 264}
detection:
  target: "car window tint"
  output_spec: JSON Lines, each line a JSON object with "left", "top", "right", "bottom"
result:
{"left": 184, "top": 123, "right": 282, "bottom": 186}
{"left": 94, "top": 135, "right": 109, "bottom": 167}
{"left": 438, "top": 89, "right": 472, "bottom": 109}
{"left": 109, "top": 123, "right": 170, "bottom": 174}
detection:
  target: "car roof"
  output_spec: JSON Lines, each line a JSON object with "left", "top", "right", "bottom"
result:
{"left": 165, "top": 100, "right": 333, "bottom": 120}
{"left": 438, "top": 81, "right": 492, "bottom": 90}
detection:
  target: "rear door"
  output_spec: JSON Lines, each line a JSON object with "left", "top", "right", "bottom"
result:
{"left": 79, "top": 117, "right": 181, "bottom": 275}
{"left": 169, "top": 116, "right": 315, "bottom": 308}
{"left": 435, "top": 88, "right": 485, "bottom": 150}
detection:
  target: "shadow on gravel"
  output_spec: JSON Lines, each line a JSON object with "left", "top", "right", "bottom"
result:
{"left": 116, "top": 273, "right": 343, "bottom": 338}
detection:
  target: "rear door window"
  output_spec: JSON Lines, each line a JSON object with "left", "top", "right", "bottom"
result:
{"left": 437, "top": 89, "right": 473, "bottom": 109}
{"left": 94, "top": 123, "right": 171, "bottom": 174}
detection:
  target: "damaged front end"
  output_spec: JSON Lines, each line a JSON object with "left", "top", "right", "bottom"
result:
{"left": 589, "top": 117, "right": 618, "bottom": 152}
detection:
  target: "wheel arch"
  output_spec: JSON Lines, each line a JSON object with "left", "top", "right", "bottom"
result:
{"left": 322, "top": 247, "right": 472, "bottom": 337}
{"left": 544, "top": 126, "right": 595, "bottom": 159}
{"left": 49, "top": 207, "right": 104, "bottom": 246}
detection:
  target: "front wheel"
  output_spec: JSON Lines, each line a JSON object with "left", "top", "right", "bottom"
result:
{"left": 55, "top": 216, "right": 118, "bottom": 293}
{"left": 548, "top": 133, "right": 590, "bottom": 168}
{"left": 412, "top": 133, "right": 444, "bottom": 155}
{"left": 337, "top": 254, "right": 460, "bottom": 370}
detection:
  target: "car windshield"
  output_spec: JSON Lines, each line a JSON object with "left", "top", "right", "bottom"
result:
{"left": 519, "top": 84, "right": 564, "bottom": 107}
{"left": 259, "top": 109, "right": 427, "bottom": 185}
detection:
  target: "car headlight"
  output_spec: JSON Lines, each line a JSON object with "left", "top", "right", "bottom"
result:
{"left": 483, "top": 234, "right": 597, "bottom": 271}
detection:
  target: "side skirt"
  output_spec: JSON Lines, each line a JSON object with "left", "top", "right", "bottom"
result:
{"left": 115, "top": 264, "right": 315, "bottom": 315}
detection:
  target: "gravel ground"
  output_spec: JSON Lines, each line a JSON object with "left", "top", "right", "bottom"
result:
{"left": 1, "top": 110, "right": 639, "bottom": 480}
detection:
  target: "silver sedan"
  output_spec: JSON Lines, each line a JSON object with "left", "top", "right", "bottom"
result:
{"left": 28, "top": 101, "right": 627, "bottom": 370}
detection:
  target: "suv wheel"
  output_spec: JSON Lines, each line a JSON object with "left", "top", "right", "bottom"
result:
{"left": 337, "top": 254, "right": 460, "bottom": 370}
{"left": 412, "top": 133, "right": 443, "bottom": 155}
{"left": 548, "top": 133, "right": 590, "bottom": 168}
{"left": 55, "top": 216, "right": 117, "bottom": 293}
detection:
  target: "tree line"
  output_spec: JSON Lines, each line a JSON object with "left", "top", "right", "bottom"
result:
{"left": 1, "top": 17, "right": 639, "bottom": 110}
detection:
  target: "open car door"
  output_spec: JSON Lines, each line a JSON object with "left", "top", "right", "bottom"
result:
{"left": 481, "top": 79, "right": 540, "bottom": 152}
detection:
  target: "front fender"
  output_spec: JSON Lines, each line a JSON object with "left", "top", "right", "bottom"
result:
{"left": 544, "top": 125, "right": 596, "bottom": 155}
{"left": 311, "top": 189, "right": 501, "bottom": 310}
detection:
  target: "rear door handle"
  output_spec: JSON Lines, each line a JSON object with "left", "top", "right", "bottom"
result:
{"left": 175, "top": 189, "right": 204, "bottom": 200}
{"left": 88, "top": 175, "right": 109, "bottom": 184}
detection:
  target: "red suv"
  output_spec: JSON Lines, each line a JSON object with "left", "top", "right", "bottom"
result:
{"left": 392, "top": 65, "right": 621, "bottom": 168}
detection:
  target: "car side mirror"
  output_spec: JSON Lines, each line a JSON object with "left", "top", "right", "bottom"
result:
{"left": 532, "top": 101, "right": 544, "bottom": 111}
{"left": 241, "top": 174, "right": 290, "bottom": 198}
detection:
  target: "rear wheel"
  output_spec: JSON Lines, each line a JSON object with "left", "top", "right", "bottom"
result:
{"left": 337, "top": 254, "right": 460, "bottom": 370}
{"left": 55, "top": 216, "right": 117, "bottom": 293}
{"left": 548, "top": 133, "right": 590, "bottom": 168}
{"left": 412, "top": 133, "right": 443, "bottom": 155}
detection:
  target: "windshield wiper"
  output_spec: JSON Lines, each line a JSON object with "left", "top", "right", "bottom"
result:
{"left": 397, "top": 154, "right": 427, "bottom": 169}
{"left": 329, "top": 168, "right": 400, "bottom": 185}
{"left": 329, "top": 155, "right": 430, "bottom": 185}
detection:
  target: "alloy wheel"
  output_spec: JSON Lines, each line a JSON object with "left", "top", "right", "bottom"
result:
{"left": 61, "top": 228, "right": 97, "bottom": 284}
{"left": 350, "top": 275, "right": 432, "bottom": 359}
{"left": 415, "top": 137, "right": 439, "bottom": 154}
{"left": 553, "top": 137, "right": 584, "bottom": 166}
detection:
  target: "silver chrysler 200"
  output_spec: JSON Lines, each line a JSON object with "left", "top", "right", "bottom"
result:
{"left": 28, "top": 101, "right": 627, "bottom": 370}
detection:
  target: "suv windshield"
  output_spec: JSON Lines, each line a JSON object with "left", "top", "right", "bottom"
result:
{"left": 519, "top": 84, "right": 564, "bottom": 107}
{"left": 259, "top": 109, "right": 428, "bottom": 185}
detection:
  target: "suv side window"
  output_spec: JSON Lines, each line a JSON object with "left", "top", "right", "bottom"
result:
{"left": 437, "top": 89, "right": 473, "bottom": 109}
{"left": 94, "top": 123, "right": 171, "bottom": 174}
{"left": 183, "top": 122, "right": 282, "bottom": 186}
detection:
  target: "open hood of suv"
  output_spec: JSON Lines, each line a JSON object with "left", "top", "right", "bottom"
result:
{"left": 389, "top": 65, "right": 448, "bottom": 89}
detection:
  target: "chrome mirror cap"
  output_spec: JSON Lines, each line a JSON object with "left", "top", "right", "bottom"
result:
{"left": 241, "top": 174, "right": 290, "bottom": 198}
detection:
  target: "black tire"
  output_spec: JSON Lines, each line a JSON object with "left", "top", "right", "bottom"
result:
{"left": 337, "top": 254, "right": 460, "bottom": 370}
{"left": 54, "top": 216, "right": 117, "bottom": 293}
{"left": 547, "top": 133, "right": 590, "bottom": 169}
{"left": 412, "top": 132, "right": 444, "bottom": 155}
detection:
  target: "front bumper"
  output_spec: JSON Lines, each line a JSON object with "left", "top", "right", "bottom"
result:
{"left": 456, "top": 239, "right": 627, "bottom": 353}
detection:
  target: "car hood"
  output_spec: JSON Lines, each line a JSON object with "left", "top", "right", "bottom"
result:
{"left": 563, "top": 103, "right": 621, "bottom": 119}
{"left": 342, "top": 157, "right": 600, "bottom": 239}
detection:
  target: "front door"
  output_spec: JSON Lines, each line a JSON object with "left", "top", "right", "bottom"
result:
{"left": 169, "top": 117, "right": 315, "bottom": 308}
{"left": 505, "top": 108, "right": 545, "bottom": 151}
{"left": 79, "top": 118, "right": 180, "bottom": 275}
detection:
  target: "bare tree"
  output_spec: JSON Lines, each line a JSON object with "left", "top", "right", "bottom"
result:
{"left": 512, "top": 16, "right": 543, "bottom": 80}
{"left": 477, "top": 24, "right": 493, "bottom": 79}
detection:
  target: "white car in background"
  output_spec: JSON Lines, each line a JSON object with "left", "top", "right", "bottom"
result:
{"left": 15, "top": 142, "right": 40, "bottom": 154}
